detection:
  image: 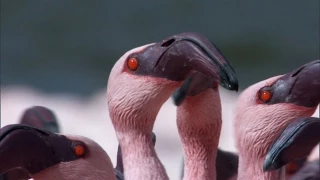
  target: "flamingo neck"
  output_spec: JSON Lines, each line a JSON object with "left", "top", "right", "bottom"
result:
{"left": 183, "top": 152, "right": 217, "bottom": 180}
{"left": 117, "top": 132, "right": 169, "bottom": 180}
{"left": 237, "top": 154, "right": 279, "bottom": 180}
{"left": 177, "top": 89, "right": 221, "bottom": 180}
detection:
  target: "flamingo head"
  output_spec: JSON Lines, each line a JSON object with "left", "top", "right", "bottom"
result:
{"left": 234, "top": 60, "right": 320, "bottom": 161}
{"left": 0, "top": 124, "right": 115, "bottom": 179}
{"left": 107, "top": 32, "right": 238, "bottom": 135}
{"left": 19, "top": 106, "right": 60, "bottom": 133}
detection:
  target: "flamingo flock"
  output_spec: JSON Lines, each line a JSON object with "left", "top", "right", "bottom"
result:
{"left": 0, "top": 32, "right": 319, "bottom": 180}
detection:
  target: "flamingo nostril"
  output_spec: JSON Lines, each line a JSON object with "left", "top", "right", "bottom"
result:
{"left": 291, "top": 60, "right": 320, "bottom": 77}
{"left": 161, "top": 39, "right": 175, "bottom": 47}
{"left": 291, "top": 66, "right": 304, "bottom": 77}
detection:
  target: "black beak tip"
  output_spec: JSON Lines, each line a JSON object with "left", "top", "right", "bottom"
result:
{"left": 262, "top": 148, "right": 282, "bottom": 172}
{"left": 221, "top": 79, "right": 239, "bottom": 92}
{"left": 151, "top": 132, "right": 156, "bottom": 142}
{"left": 262, "top": 160, "right": 277, "bottom": 172}
{"left": 262, "top": 165, "right": 270, "bottom": 172}
{"left": 230, "top": 81, "right": 239, "bottom": 92}
{"left": 262, "top": 162, "right": 269, "bottom": 172}
{"left": 219, "top": 63, "right": 239, "bottom": 92}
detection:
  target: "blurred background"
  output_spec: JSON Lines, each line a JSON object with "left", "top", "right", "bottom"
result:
{"left": 1, "top": 1, "right": 319, "bottom": 179}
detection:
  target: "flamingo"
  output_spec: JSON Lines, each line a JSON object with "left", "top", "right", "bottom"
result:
{"left": 0, "top": 124, "right": 117, "bottom": 180}
{"left": 0, "top": 32, "right": 238, "bottom": 180}
{"left": 0, "top": 106, "right": 60, "bottom": 180}
{"left": 106, "top": 32, "right": 238, "bottom": 180}
{"left": 0, "top": 106, "right": 157, "bottom": 180}
{"left": 19, "top": 106, "right": 61, "bottom": 133}
{"left": 263, "top": 116, "right": 320, "bottom": 179}
{"left": 234, "top": 60, "right": 320, "bottom": 179}
{"left": 168, "top": 39, "right": 238, "bottom": 180}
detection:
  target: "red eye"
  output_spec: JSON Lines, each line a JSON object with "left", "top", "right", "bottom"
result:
{"left": 72, "top": 141, "right": 86, "bottom": 157}
{"left": 74, "top": 144, "right": 85, "bottom": 157}
{"left": 259, "top": 87, "right": 272, "bottom": 102}
{"left": 127, "top": 57, "right": 139, "bottom": 71}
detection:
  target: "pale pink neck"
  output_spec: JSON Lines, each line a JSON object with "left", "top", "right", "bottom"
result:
{"left": 177, "top": 89, "right": 221, "bottom": 180}
{"left": 183, "top": 152, "right": 217, "bottom": 180}
{"left": 117, "top": 132, "right": 169, "bottom": 180}
{"left": 237, "top": 154, "right": 280, "bottom": 180}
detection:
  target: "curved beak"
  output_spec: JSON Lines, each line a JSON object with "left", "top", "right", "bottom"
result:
{"left": 263, "top": 117, "right": 320, "bottom": 171}
{"left": 265, "top": 60, "right": 320, "bottom": 107}
{"left": 131, "top": 32, "right": 239, "bottom": 92}
{"left": 0, "top": 124, "right": 79, "bottom": 175}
